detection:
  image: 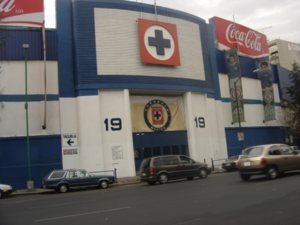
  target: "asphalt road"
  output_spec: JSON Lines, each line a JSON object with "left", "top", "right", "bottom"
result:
{"left": 1, "top": 171, "right": 300, "bottom": 225}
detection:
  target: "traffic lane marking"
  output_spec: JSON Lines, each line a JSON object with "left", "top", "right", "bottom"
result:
{"left": 28, "top": 200, "right": 96, "bottom": 209}
{"left": 34, "top": 206, "right": 131, "bottom": 222}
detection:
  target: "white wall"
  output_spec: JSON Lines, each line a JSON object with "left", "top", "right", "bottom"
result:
{"left": 0, "top": 61, "right": 60, "bottom": 137}
{"left": 183, "top": 92, "right": 227, "bottom": 164}
{"left": 219, "top": 73, "right": 285, "bottom": 128}
{"left": 94, "top": 8, "right": 205, "bottom": 80}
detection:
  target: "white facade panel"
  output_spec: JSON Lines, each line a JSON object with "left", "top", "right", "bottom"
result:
{"left": 0, "top": 61, "right": 58, "bottom": 95}
{"left": 94, "top": 8, "right": 205, "bottom": 80}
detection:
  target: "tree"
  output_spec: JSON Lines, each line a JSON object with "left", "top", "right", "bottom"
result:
{"left": 284, "top": 63, "right": 300, "bottom": 144}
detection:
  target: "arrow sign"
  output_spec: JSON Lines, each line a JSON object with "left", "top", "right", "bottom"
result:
{"left": 62, "top": 133, "right": 78, "bottom": 147}
{"left": 67, "top": 139, "right": 74, "bottom": 146}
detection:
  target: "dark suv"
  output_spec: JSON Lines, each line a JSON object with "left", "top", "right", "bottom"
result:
{"left": 140, "top": 155, "right": 211, "bottom": 185}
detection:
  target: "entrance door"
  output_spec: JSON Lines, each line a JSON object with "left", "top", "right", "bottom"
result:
{"left": 133, "top": 131, "right": 189, "bottom": 171}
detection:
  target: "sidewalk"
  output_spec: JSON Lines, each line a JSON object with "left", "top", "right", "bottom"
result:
{"left": 12, "top": 169, "right": 224, "bottom": 196}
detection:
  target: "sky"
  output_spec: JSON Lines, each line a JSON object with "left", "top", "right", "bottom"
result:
{"left": 44, "top": 0, "right": 300, "bottom": 44}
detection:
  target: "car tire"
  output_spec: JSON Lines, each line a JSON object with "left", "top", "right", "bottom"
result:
{"left": 56, "top": 184, "right": 69, "bottom": 193}
{"left": 266, "top": 166, "right": 278, "bottom": 179}
{"left": 147, "top": 181, "right": 156, "bottom": 185}
{"left": 240, "top": 174, "right": 251, "bottom": 181}
{"left": 98, "top": 180, "right": 109, "bottom": 189}
{"left": 198, "top": 168, "right": 208, "bottom": 179}
{"left": 158, "top": 173, "right": 169, "bottom": 184}
{"left": 187, "top": 177, "right": 194, "bottom": 180}
{"left": 0, "top": 191, "right": 2, "bottom": 198}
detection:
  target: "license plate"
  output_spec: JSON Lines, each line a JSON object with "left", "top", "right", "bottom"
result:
{"left": 244, "top": 162, "right": 251, "bottom": 166}
{"left": 142, "top": 173, "right": 146, "bottom": 177}
{"left": 227, "top": 163, "right": 230, "bottom": 166}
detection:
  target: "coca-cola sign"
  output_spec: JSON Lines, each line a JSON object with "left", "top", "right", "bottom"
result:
{"left": 0, "top": 0, "right": 44, "bottom": 27}
{"left": 209, "top": 16, "right": 269, "bottom": 58}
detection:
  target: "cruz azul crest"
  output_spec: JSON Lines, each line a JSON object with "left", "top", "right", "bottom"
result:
{"left": 144, "top": 99, "right": 171, "bottom": 132}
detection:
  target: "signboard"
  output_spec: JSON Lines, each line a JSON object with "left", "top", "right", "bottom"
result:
{"left": 0, "top": 0, "right": 44, "bottom": 27}
{"left": 62, "top": 133, "right": 78, "bottom": 147}
{"left": 63, "top": 149, "right": 78, "bottom": 155}
{"left": 237, "top": 132, "right": 244, "bottom": 141}
{"left": 209, "top": 16, "right": 269, "bottom": 58}
{"left": 225, "top": 48, "right": 245, "bottom": 123}
{"left": 256, "top": 57, "right": 276, "bottom": 121}
{"left": 112, "top": 146, "right": 123, "bottom": 160}
{"left": 138, "top": 18, "right": 180, "bottom": 66}
{"left": 288, "top": 43, "right": 300, "bottom": 52}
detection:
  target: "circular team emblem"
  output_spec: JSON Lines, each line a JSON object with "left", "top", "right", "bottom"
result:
{"left": 144, "top": 99, "right": 171, "bottom": 132}
{"left": 231, "top": 88, "right": 242, "bottom": 99}
{"left": 263, "top": 91, "right": 273, "bottom": 103}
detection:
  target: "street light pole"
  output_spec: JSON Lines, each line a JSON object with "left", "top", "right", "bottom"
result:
{"left": 23, "top": 44, "right": 33, "bottom": 190}
{"left": 233, "top": 69, "right": 260, "bottom": 152}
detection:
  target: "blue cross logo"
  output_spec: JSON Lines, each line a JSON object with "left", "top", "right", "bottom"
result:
{"left": 148, "top": 30, "right": 171, "bottom": 55}
{"left": 154, "top": 111, "right": 162, "bottom": 120}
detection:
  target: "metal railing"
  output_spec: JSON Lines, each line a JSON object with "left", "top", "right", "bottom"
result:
{"left": 90, "top": 168, "right": 117, "bottom": 183}
{"left": 211, "top": 158, "right": 228, "bottom": 171}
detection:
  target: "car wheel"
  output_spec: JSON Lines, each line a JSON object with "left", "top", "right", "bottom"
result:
{"left": 240, "top": 174, "right": 251, "bottom": 181}
{"left": 0, "top": 191, "right": 2, "bottom": 198}
{"left": 56, "top": 184, "right": 69, "bottom": 193}
{"left": 147, "top": 181, "right": 156, "bottom": 185}
{"left": 266, "top": 166, "right": 278, "bottom": 179}
{"left": 158, "top": 173, "right": 169, "bottom": 184}
{"left": 198, "top": 168, "right": 207, "bottom": 179}
{"left": 99, "top": 180, "right": 109, "bottom": 189}
{"left": 187, "top": 177, "right": 194, "bottom": 180}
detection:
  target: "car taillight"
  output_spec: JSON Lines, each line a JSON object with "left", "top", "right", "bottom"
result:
{"left": 43, "top": 181, "right": 46, "bottom": 185}
{"left": 230, "top": 162, "right": 236, "bottom": 165}
{"left": 260, "top": 158, "right": 267, "bottom": 165}
{"left": 222, "top": 163, "right": 225, "bottom": 166}
{"left": 237, "top": 161, "right": 241, "bottom": 167}
{"left": 150, "top": 167, "right": 154, "bottom": 175}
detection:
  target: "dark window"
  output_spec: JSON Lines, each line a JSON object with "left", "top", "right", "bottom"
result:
{"left": 50, "top": 172, "right": 66, "bottom": 179}
{"left": 164, "top": 156, "right": 180, "bottom": 165}
{"left": 144, "top": 147, "right": 152, "bottom": 158}
{"left": 280, "top": 145, "right": 293, "bottom": 155}
{"left": 140, "top": 158, "right": 151, "bottom": 169}
{"left": 181, "top": 145, "right": 189, "bottom": 156}
{"left": 134, "top": 148, "right": 141, "bottom": 160}
{"left": 153, "top": 157, "right": 165, "bottom": 166}
{"left": 153, "top": 147, "right": 161, "bottom": 156}
{"left": 180, "top": 156, "right": 194, "bottom": 164}
{"left": 269, "top": 146, "right": 282, "bottom": 155}
{"left": 163, "top": 146, "right": 171, "bottom": 155}
{"left": 244, "top": 147, "right": 263, "bottom": 157}
{"left": 172, "top": 146, "right": 180, "bottom": 155}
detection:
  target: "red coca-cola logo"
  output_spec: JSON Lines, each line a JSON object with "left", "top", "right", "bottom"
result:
{"left": 0, "top": 0, "right": 15, "bottom": 13}
{"left": 210, "top": 17, "right": 269, "bottom": 58}
{"left": 226, "top": 23, "right": 262, "bottom": 52}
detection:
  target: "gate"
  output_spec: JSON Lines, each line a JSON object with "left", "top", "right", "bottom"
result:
{"left": 133, "top": 130, "right": 189, "bottom": 171}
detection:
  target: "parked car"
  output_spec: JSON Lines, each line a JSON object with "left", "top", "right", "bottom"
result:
{"left": 41, "top": 169, "right": 115, "bottom": 193}
{"left": 290, "top": 146, "right": 300, "bottom": 152}
{"left": 140, "top": 155, "right": 211, "bottom": 185}
{"left": 238, "top": 144, "right": 300, "bottom": 181}
{"left": 222, "top": 155, "right": 246, "bottom": 172}
{"left": 0, "top": 184, "right": 14, "bottom": 198}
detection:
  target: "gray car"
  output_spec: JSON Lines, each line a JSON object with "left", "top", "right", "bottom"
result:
{"left": 140, "top": 155, "right": 211, "bottom": 185}
{"left": 41, "top": 169, "right": 115, "bottom": 193}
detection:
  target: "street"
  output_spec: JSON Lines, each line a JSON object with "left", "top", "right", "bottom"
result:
{"left": 1, "top": 171, "right": 300, "bottom": 225}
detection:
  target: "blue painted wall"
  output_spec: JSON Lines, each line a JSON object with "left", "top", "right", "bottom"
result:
{"left": 225, "top": 127, "right": 286, "bottom": 157}
{"left": 0, "top": 135, "right": 62, "bottom": 190}
{"left": 0, "top": 28, "right": 57, "bottom": 60}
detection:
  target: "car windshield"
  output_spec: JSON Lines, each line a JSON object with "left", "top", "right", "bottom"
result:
{"left": 244, "top": 147, "right": 263, "bottom": 157}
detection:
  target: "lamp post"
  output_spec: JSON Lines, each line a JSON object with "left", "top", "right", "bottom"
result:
{"left": 234, "top": 69, "right": 260, "bottom": 151}
{"left": 23, "top": 44, "right": 33, "bottom": 190}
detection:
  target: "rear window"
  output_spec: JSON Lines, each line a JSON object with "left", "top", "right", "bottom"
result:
{"left": 244, "top": 147, "right": 263, "bottom": 157}
{"left": 49, "top": 171, "right": 66, "bottom": 179}
{"left": 140, "top": 158, "right": 151, "bottom": 169}
{"left": 228, "top": 155, "right": 238, "bottom": 160}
